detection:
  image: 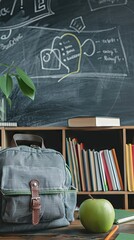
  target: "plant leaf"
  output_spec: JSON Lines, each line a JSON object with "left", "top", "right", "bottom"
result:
{"left": 16, "top": 67, "right": 35, "bottom": 100}
{"left": 0, "top": 74, "right": 13, "bottom": 98}
{"left": 6, "top": 97, "right": 12, "bottom": 108}
{"left": 16, "top": 76, "right": 35, "bottom": 100}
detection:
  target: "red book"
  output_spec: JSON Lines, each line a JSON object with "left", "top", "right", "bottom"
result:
{"left": 101, "top": 150, "right": 113, "bottom": 191}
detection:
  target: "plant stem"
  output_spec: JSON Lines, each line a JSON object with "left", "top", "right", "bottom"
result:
{"left": 88, "top": 194, "right": 94, "bottom": 199}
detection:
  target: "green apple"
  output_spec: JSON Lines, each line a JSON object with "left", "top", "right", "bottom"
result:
{"left": 79, "top": 198, "right": 115, "bottom": 233}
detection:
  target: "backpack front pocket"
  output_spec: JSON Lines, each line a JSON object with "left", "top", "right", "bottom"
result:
{"left": 1, "top": 166, "right": 65, "bottom": 223}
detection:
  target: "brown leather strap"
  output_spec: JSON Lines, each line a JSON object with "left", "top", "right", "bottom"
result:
{"left": 30, "top": 179, "right": 41, "bottom": 225}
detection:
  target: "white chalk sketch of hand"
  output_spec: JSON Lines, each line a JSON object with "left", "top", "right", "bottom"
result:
{"left": 40, "top": 33, "right": 95, "bottom": 82}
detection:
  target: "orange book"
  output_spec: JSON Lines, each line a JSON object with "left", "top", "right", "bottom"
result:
{"left": 132, "top": 144, "right": 134, "bottom": 182}
{"left": 128, "top": 144, "right": 134, "bottom": 191}
{"left": 111, "top": 148, "right": 124, "bottom": 191}
{"left": 125, "top": 144, "right": 131, "bottom": 191}
{"left": 77, "top": 142, "right": 86, "bottom": 191}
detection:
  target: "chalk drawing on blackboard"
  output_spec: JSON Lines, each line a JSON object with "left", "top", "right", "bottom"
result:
{"left": 34, "top": 0, "right": 48, "bottom": 13}
{"left": 0, "top": 29, "right": 12, "bottom": 40}
{"left": 10, "top": 0, "right": 17, "bottom": 15}
{"left": 0, "top": 4, "right": 10, "bottom": 16}
{"left": 0, "top": 0, "right": 54, "bottom": 30}
{"left": 0, "top": 32, "right": 23, "bottom": 51}
{"left": 38, "top": 26, "right": 128, "bottom": 81}
{"left": 40, "top": 33, "right": 82, "bottom": 82}
{"left": 40, "top": 49, "right": 61, "bottom": 70}
{"left": 70, "top": 16, "right": 85, "bottom": 33}
{"left": 87, "top": 0, "right": 127, "bottom": 11}
{"left": 82, "top": 39, "right": 95, "bottom": 57}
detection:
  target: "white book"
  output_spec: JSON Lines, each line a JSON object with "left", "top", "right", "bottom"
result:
{"left": 93, "top": 150, "right": 102, "bottom": 191}
{"left": 108, "top": 150, "right": 121, "bottom": 190}
{"left": 87, "top": 149, "right": 97, "bottom": 191}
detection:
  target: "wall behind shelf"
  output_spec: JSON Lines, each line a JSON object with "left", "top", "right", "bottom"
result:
{"left": 1, "top": 0, "right": 134, "bottom": 126}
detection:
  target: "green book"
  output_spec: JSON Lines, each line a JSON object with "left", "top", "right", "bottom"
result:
{"left": 114, "top": 209, "right": 134, "bottom": 224}
{"left": 115, "top": 233, "right": 134, "bottom": 240}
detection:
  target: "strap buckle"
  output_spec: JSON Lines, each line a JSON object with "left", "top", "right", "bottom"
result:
{"left": 30, "top": 179, "right": 41, "bottom": 225}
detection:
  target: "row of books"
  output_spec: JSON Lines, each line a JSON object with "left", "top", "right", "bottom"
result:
{"left": 66, "top": 137, "right": 124, "bottom": 192}
{"left": 125, "top": 144, "right": 134, "bottom": 191}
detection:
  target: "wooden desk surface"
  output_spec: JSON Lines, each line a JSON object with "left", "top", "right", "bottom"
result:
{"left": 0, "top": 220, "right": 134, "bottom": 240}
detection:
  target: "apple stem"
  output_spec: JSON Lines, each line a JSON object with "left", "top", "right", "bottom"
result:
{"left": 88, "top": 194, "right": 94, "bottom": 200}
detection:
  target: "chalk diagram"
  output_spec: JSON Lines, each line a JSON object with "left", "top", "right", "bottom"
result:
{"left": 0, "top": 0, "right": 130, "bottom": 83}
{"left": 87, "top": 0, "right": 127, "bottom": 11}
{"left": 40, "top": 33, "right": 82, "bottom": 82}
{"left": 39, "top": 26, "right": 129, "bottom": 82}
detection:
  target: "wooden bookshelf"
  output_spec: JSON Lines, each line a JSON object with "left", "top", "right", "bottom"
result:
{"left": 1, "top": 126, "right": 134, "bottom": 210}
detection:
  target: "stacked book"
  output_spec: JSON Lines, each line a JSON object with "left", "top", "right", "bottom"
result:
{"left": 68, "top": 116, "right": 120, "bottom": 127}
{"left": 125, "top": 144, "right": 134, "bottom": 191}
{"left": 66, "top": 138, "right": 124, "bottom": 192}
{"left": 0, "top": 122, "right": 17, "bottom": 127}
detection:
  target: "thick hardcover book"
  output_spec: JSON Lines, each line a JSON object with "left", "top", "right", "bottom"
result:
{"left": 68, "top": 116, "right": 120, "bottom": 127}
{"left": 114, "top": 209, "right": 134, "bottom": 224}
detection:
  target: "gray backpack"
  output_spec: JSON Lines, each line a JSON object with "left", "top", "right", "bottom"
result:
{"left": 0, "top": 134, "right": 77, "bottom": 233}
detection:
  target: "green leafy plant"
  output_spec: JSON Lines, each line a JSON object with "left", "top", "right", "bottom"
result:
{"left": 0, "top": 63, "right": 36, "bottom": 107}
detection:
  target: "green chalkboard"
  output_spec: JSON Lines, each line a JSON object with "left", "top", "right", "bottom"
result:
{"left": 0, "top": 0, "right": 134, "bottom": 126}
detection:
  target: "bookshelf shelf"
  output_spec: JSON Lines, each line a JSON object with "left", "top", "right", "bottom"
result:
{"left": 1, "top": 126, "right": 134, "bottom": 210}
{"left": 77, "top": 191, "right": 126, "bottom": 195}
